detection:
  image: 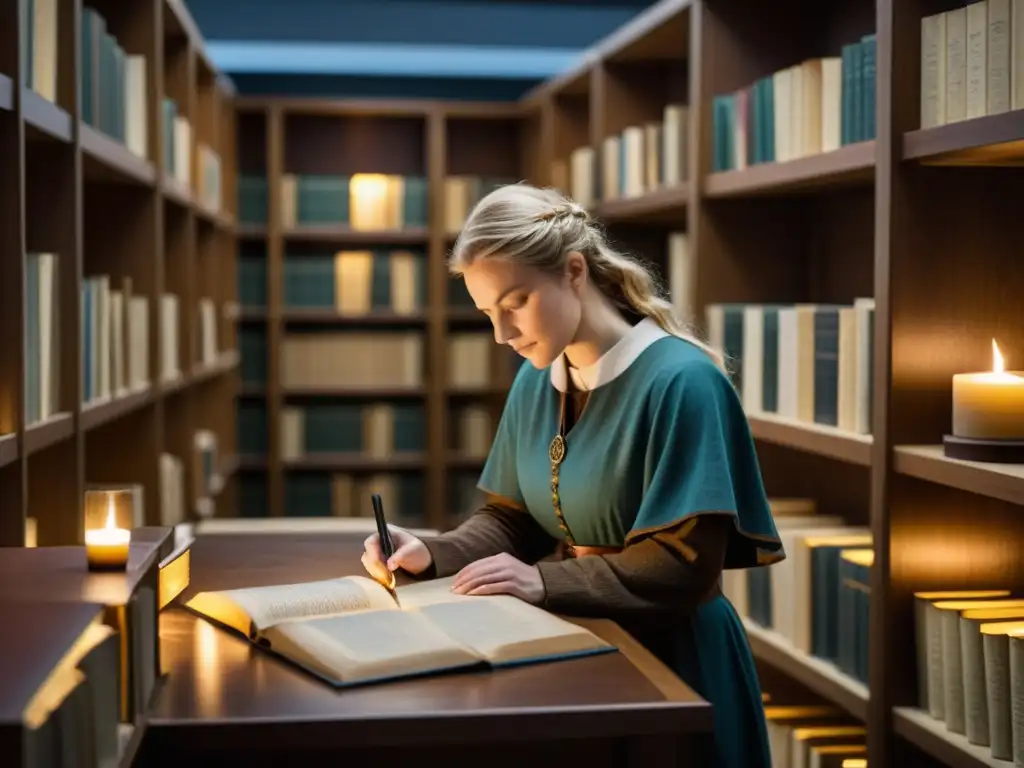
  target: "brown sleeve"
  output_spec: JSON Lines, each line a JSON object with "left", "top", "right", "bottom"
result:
{"left": 419, "top": 495, "right": 558, "bottom": 578}
{"left": 535, "top": 513, "right": 731, "bottom": 619}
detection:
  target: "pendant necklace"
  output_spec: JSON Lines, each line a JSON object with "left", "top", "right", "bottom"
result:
{"left": 549, "top": 370, "right": 577, "bottom": 555}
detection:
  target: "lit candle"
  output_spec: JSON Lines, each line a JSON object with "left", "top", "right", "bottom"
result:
{"left": 952, "top": 340, "right": 1024, "bottom": 440}
{"left": 85, "top": 493, "right": 131, "bottom": 571}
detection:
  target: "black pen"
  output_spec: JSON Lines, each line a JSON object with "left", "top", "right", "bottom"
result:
{"left": 372, "top": 493, "right": 395, "bottom": 561}
{"left": 371, "top": 493, "right": 399, "bottom": 603}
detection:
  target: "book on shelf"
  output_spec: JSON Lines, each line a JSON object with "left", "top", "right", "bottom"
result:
{"left": 920, "top": 0, "right": 1024, "bottom": 129}
{"left": 912, "top": 589, "right": 1024, "bottom": 761}
{"left": 723, "top": 498, "right": 874, "bottom": 685}
{"left": 711, "top": 34, "right": 876, "bottom": 173}
{"left": 26, "top": 252, "right": 60, "bottom": 425}
{"left": 186, "top": 573, "right": 615, "bottom": 687}
{"left": 763, "top": 704, "right": 866, "bottom": 768}
{"left": 280, "top": 173, "right": 428, "bottom": 230}
{"left": 282, "top": 248, "right": 425, "bottom": 316}
{"left": 707, "top": 300, "right": 875, "bottom": 435}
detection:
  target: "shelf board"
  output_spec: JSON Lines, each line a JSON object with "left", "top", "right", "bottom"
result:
{"left": 283, "top": 386, "right": 426, "bottom": 398}
{"left": 893, "top": 706, "right": 1004, "bottom": 768}
{"left": 162, "top": 175, "right": 192, "bottom": 207}
{"left": 283, "top": 226, "right": 430, "bottom": 244}
{"left": 238, "top": 454, "right": 267, "bottom": 471}
{"left": 21, "top": 89, "right": 72, "bottom": 142}
{"left": 894, "top": 445, "right": 1024, "bottom": 506}
{"left": 592, "top": 184, "right": 689, "bottom": 224}
{"left": 448, "top": 452, "right": 486, "bottom": 469}
{"left": 284, "top": 453, "right": 426, "bottom": 471}
{"left": 746, "top": 412, "right": 873, "bottom": 465}
{"left": 903, "top": 110, "right": 1024, "bottom": 166}
{"left": 80, "top": 124, "right": 157, "bottom": 186}
{"left": 742, "top": 619, "right": 869, "bottom": 720}
{"left": 190, "top": 350, "right": 240, "bottom": 386}
{"left": 237, "top": 223, "right": 267, "bottom": 238}
{"left": 0, "top": 433, "right": 17, "bottom": 468}
{"left": 220, "top": 453, "right": 240, "bottom": 480}
{"left": 0, "top": 74, "right": 12, "bottom": 111}
{"left": 281, "top": 309, "right": 428, "bottom": 326}
{"left": 81, "top": 387, "right": 156, "bottom": 432}
{"left": 447, "top": 307, "right": 487, "bottom": 323}
{"left": 23, "top": 412, "right": 74, "bottom": 456}
{"left": 239, "top": 384, "right": 266, "bottom": 397}
{"left": 705, "top": 141, "right": 875, "bottom": 199}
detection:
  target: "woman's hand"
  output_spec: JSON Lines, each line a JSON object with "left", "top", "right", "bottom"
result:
{"left": 361, "top": 525, "right": 433, "bottom": 583}
{"left": 450, "top": 553, "right": 546, "bottom": 603}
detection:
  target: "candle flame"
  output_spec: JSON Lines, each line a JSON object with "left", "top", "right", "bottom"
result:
{"left": 993, "top": 339, "right": 1005, "bottom": 374}
{"left": 105, "top": 494, "right": 117, "bottom": 530}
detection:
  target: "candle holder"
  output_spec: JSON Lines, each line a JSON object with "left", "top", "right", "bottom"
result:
{"left": 944, "top": 340, "right": 1024, "bottom": 463}
{"left": 83, "top": 488, "right": 135, "bottom": 572}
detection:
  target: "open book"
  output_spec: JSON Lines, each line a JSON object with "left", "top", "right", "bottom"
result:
{"left": 185, "top": 574, "right": 615, "bottom": 687}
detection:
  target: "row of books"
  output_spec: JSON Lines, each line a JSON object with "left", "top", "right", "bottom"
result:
{"left": 277, "top": 330, "right": 497, "bottom": 391}
{"left": 443, "top": 176, "right": 518, "bottom": 234}
{"left": 278, "top": 250, "right": 425, "bottom": 315}
{"left": 21, "top": 0, "right": 57, "bottom": 102}
{"left": 706, "top": 300, "right": 875, "bottom": 435}
{"left": 920, "top": 1, "right": 1024, "bottom": 129}
{"left": 282, "top": 471, "right": 426, "bottom": 521}
{"left": 712, "top": 36, "right": 876, "bottom": 173}
{"left": 762, "top": 703, "right": 867, "bottom": 767}
{"left": 82, "top": 273, "right": 150, "bottom": 405}
{"left": 237, "top": 402, "right": 492, "bottom": 459}
{"left": 279, "top": 173, "right": 428, "bottom": 230}
{"left": 724, "top": 499, "right": 872, "bottom": 686}
{"left": 560, "top": 103, "right": 688, "bottom": 208}
{"left": 915, "top": 589, "right": 1024, "bottom": 762}
{"left": 81, "top": 7, "right": 146, "bottom": 158}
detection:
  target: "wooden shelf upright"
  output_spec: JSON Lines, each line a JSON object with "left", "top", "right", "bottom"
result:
{"left": 0, "top": 0, "right": 239, "bottom": 548}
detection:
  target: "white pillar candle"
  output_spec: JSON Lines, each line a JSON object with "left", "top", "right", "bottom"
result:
{"left": 952, "top": 340, "right": 1024, "bottom": 440}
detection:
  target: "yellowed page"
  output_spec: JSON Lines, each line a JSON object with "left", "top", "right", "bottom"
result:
{"left": 394, "top": 575, "right": 471, "bottom": 608}
{"left": 189, "top": 575, "right": 398, "bottom": 635}
{"left": 264, "top": 609, "right": 481, "bottom": 685}
{"left": 416, "top": 594, "right": 611, "bottom": 664}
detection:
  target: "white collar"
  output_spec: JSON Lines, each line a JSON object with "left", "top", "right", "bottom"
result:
{"left": 550, "top": 317, "right": 669, "bottom": 392}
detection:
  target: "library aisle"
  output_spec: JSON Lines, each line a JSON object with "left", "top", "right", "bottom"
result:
{"left": 3, "top": 0, "right": 1024, "bottom": 766}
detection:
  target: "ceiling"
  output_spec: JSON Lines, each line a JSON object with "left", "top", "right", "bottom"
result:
{"left": 186, "top": 0, "right": 659, "bottom": 94}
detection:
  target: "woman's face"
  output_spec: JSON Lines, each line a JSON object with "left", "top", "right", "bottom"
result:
{"left": 461, "top": 255, "right": 584, "bottom": 369}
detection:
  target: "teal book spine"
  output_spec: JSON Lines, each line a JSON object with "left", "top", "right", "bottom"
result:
{"left": 813, "top": 307, "right": 840, "bottom": 427}
{"left": 861, "top": 35, "right": 877, "bottom": 141}
{"left": 370, "top": 251, "right": 392, "bottom": 311}
{"left": 285, "top": 473, "right": 333, "bottom": 517}
{"left": 25, "top": 255, "right": 39, "bottom": 424}
{"left": 761, "top": 307, "right": 780, "bottom": 412}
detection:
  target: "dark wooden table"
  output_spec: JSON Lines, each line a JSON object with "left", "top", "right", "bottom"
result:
{"left": 140, "top": 531, "right": 715, "bottom": 766}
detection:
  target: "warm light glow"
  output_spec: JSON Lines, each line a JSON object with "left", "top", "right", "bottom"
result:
{"left": 993, "top": 339, "right": 1005, "bottom": 373}
{"left": 349, "top": 173, "right": 389, "bottom": 203}
{"left": 843, "top": 761, "right": 867, "bottom": 768}
{"left": 85, "top": 495, "right": 130, "bottom": 546}
{"left": 84, "top": 491, "right": 131, "bottom": 570}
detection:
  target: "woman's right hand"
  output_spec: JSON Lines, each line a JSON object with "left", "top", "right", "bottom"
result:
{"left": 361, "top": 525, "right": 433, "bottom": 583}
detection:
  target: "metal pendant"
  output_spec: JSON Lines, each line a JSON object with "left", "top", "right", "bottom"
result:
{"left": 548, "top": 434, "right": 566, "bottom": 466}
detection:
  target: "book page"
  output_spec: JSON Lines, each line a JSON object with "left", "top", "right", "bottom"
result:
{"left": 394, "top": 575, "right": 473, "bottom": 609}
{"left": 264, "top": 609, "right": 481, "bottom": 685}
{"left": 417, "top": 595, "right": 612, "bottom": 664}
{"left": 188, "top": 575, "right": 398, "bottom": 635}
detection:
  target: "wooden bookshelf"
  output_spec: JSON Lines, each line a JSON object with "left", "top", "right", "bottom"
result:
{"left": 231, "top": 98, "right": 535, "bottom": 528}
{"left": 0, "top": 0, "right": 238, "bottom": 549}
{"left": 511, "top": 0, "right": 1024, "bottom": 766}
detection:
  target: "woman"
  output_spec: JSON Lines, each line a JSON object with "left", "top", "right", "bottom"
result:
{"left": 362, "top": 183, "right": 783, "bottom": 768}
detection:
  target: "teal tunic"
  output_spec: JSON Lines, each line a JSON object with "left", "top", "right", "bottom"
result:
{"left": 478, "top": 335, "right": 784, "bottom": 768}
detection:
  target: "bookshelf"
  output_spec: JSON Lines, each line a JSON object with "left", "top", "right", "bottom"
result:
{"left": 513, "top": 0, "right": 1024, "bottom": 766}
{"left": 1, "top": 0, "right": 239, "bottom": 549}
{"left": 232, "top": 99, "right": 535, "bottom": 529}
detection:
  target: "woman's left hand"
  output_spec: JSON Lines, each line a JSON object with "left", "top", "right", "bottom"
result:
{"left": 451, "top": 553, "right": 546, "bottom": 603}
